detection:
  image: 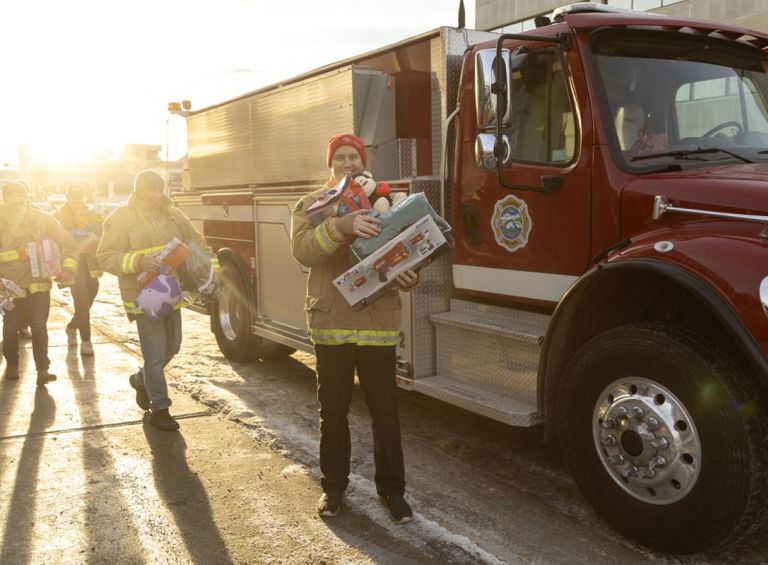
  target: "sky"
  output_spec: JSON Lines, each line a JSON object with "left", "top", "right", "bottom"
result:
{"left": 0, "top": 0, "right": 475, "bottom": 168}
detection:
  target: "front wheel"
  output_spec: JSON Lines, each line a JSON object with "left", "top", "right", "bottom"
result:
{"left": 212, "top": 260, "right": 295, "bottom": 362}
{"left": 556, "top": 323, "right": 768, "bottom": 554}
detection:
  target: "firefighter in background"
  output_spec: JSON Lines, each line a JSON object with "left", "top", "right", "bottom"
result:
{"left": 290, "top": 133, "right": 419, "bottom": 523}
{"left": 55, "top": 184, "right": 103, "bottom": 357}
{"left": 97, "top": 169, "right": 218, "bottom": 432}
{"left": 0, "top": 181, "right": 78, "bottom": 385}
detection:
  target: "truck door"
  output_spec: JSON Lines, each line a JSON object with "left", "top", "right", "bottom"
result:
{"left": 454, "top": 47, "right": 591, "bottom": 305}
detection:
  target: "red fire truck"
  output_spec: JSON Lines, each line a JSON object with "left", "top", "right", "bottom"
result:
{"left": 175, "top": 3, "right": 768, "bottom": 553}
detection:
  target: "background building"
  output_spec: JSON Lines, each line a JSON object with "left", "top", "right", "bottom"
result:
{"left": 476, "top": 0, "right": 768, "bottom": 34}
{"left": 12, "top": 144, "right": 184, "bottom": 206}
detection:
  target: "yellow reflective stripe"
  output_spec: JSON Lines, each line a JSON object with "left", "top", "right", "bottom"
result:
{"left": 62, "top": 257, "right": 78, "bottom": 270}
{"left": 211, "top": 257, "right": 220, "bottom": 271}
{"left": 132, "top": 245, "right": 165, "bottom": 255}
{"left": 122, "top": 245, "right": 165, "bottom": 275}
{"left": 89, "top": 270, "right": 103, "bottom": 278}
{"left": 29, "top": 282, "right": 52, "bottom": 294}
{"left": 121, "top": 252, "right": 136, "bottom": 274}
{"left": 0, "top": 249, "right": 21, "bottom": 263}
{"left": 314, "top": 223, "right": 340, "bottom": 255}
{"left": 309, "top": 328, "right": 400, "bottom": 346}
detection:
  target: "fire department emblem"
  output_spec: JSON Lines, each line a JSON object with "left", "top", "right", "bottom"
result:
{"left": 491, "top": 194, "right": 532, "bottom": 253}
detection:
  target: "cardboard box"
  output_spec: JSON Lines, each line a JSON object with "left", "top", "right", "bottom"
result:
{"left": 333, "top": 215, "right": 448, "bottom": 311}
{"left": 27, "top": 239, "right": 62, "bottom": 279}
{"left": 137, "top": 238, "right": 192, "bottom": 288}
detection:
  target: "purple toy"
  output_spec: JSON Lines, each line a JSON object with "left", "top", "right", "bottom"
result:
{"left": 134, "top": 274, "right": 184, "bottom": 320}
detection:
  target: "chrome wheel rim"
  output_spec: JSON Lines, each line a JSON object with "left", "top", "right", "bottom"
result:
{"left": 593, "top": 377, "right": 701, "bottom": 505}
{"left": 217, "top": 281, "right": 242, "bottom": 342}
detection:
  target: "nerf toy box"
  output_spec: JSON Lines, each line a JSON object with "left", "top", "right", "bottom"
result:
{"left": 333, "top": 214, "right": 448, "bottom": 311}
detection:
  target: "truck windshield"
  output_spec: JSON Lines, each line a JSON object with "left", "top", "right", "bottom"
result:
{"left": 591, "top": 29, "right": 768, "bottom": 170}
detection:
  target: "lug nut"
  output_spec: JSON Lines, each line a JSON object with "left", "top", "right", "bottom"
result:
{"left": 624, "top": 465, "right": 640, "bottom": 478}
{"left": 646, "top": 417, "right": 660, "bottom": 431}
{"left": 649, "top": 456, "right": 667, "bottom": 470}
{"left": 609, "top": 454, "right": 625, "bottom": 465}
{"left": 630, "top": 406, "right": 644, "bottom": 418}
{"left": 651, "top": 437, "right": 669, "bottom": 450}
{"left": 612, "top": 406, "right": 628, "bottom": 419}
{"left": 601, "top": 435, "right": 617, "bottom": 448}
{"left": 638, "top": 467, "right": 656, "bottom": 479}
{"left": 601, "top": 418, "right": 617, "bottom": 429}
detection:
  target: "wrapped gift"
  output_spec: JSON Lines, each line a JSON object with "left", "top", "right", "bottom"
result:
{"left": 333, "top": 215, "right": 448, "bottom": 311}
{"left": 27, "top": 239, "right": 63, "bottom": 279}
{"left": 349, "top": 193, "right": 451, "bottom": 261}
{"left": 41, "top": 239, "right": 63, "bottom": 278}
{"left": 27, "top": 241, "right": 41, "bottom": 278}
{"left": 0, "top": 278, "right": 25, "bottom": 315}
{"left": 137, "top": 238, "right": 192, "bottom": 288}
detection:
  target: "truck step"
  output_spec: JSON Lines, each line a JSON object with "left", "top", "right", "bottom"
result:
{"left": 429, "top": 300, "right": 551, "bottom": 407}
{"left": 412, "top": 375, "right": 542, "bottom": 427}
{"left": 441, "top": 298, "right": 550, "bottom": 343}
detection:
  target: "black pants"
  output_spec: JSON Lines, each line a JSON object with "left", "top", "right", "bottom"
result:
{"left": 3, "top": 291, "right": 51, "bottom": 370}
{"left": 315, "top": 343, "right": 405, "bottom": 497}
{"left": 66, "top": 262, "right": 99, "bottom": 342}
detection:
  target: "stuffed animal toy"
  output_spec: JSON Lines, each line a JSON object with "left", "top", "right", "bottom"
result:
{"left": 135, "top": 273, "right": 184, "bottom": 320}
{"left": 353, "top": 171, "right": 406, "bottom": 213}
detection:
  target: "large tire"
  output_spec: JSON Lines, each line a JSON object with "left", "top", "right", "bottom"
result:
{"left": 212, "top": 260, "right": 295, "bottom": 362}
{"left": 556, "top": 323, "right": 768, "bottom": 554}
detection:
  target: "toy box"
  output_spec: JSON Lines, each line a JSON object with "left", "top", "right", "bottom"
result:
{"left": 349, "top": 193, "right": 451, "bottom": 261}
{"left": 333, "top": 215, "right": 448, "bottom": 311}
{"left": 27, "top": 239, "right": 63, "bottom": 279}
{"left": 304, "top": 176, "right": 371, "bottom": 226}
{"left": 137, "top": 238, "right": 192, "bottom": 288}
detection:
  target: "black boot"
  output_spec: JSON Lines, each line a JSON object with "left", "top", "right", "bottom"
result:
{"left": 129, "top": 374, "right": 150, "bottom": 411}
{"left": 150, "top": 409, "right": 179, "bottom": 431}
{"left": 36, "top": 370, "right": 57, "bottom": 386}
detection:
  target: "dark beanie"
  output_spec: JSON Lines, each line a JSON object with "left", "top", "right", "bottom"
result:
{"left": 133, "top": 169, "right": 165, "bottom": 193}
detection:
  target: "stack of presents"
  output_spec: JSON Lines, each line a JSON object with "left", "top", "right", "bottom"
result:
{"left": 305, "top": 172, "right": 451, "bottom": 311}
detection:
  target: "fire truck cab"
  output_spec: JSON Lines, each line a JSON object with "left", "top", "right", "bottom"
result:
{"left": 176, "top": 3, "right": 768, "bottom": 553}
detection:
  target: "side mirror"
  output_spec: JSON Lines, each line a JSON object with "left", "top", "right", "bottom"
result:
{"left": 475, "top": 49, "right": 510, "bottom": 130}
{"left": 475, "top": 133, "right": 510, "bottom": 169}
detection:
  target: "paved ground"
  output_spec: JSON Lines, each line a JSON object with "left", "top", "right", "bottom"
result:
{"left": 0, "top": 300, "right": 429, "bottom": 564}
{"left": 1, "top": 281, "right": 766, "bottom": 564}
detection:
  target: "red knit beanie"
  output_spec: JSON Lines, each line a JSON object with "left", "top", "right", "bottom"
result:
{"left": 326, "top": 133, "right": 366, "bottom": 167}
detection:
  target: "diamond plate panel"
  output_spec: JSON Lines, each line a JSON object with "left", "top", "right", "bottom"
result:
{"left": 403, "top": 178, "right": 451, "bottom": 380}
{"left": 412, "top": 375, "right": 542, "bottom": 426}
{"left": 434, "top": 320, "right": 539, "bottom": 406}
{"left": 405, "top": 29, "right": 502, "bottom": 380}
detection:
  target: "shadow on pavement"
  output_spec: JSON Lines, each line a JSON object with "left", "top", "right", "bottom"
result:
{"left": 0, "top": 385, "right": 56, "bottom": 564}
{"left": 142, "top": 421, "right": 233, "bottom": 564}
{"left": 66, "top": 346, "right": 146, "bottom": 562}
